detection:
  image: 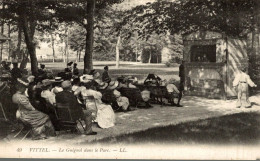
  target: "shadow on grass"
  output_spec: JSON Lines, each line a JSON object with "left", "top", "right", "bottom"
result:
{"left": 92, "top": 112, "right": 260, "bottom": 145}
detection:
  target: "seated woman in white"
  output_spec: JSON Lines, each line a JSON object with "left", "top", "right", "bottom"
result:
{"left": 81, "top": 83, "right": 115, "bottom": 129}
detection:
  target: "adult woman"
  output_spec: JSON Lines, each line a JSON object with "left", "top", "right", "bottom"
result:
{"left": 81, "top": 82, "right": 115, "bottom": 129}
{"left": 41, "top": 79, "right": 56, "bottom": 106}
{"left": 51, "top": 77, "right": 63, "bottom": 94}
{"left": 12, "top": 78, "right": 55, "bottom": 140}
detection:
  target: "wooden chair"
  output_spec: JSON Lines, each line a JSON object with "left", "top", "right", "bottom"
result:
{"left": 54, "top": 103, "right": 85, "bottom": 133}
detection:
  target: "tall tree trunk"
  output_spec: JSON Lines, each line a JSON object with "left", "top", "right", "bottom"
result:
{"left": 148, "top": 47, "right": 152, "bottom": 64}
{"left": 51, "top": 32, "right": 55, "bottom": 63}
{"left": 64, "top": 27, "right": 68, "bottom": 63}
{"left": 249, "top": 0, "right": 260, "bottom": 92}
{"left": 7, "top": 24, "right": 10, "bottom": 60}
{"left": 20, "top": 51, "right": 29, "bottom": 69}
{"left": 20, "top": 12, "right": 37, "bottom": 75}
{"left": 79, "top": 50, "right": 81, "bottom": 62}
{"left": 84, "top": 0, "right": 95, "bottom": 73}
{"left": 16, "top": 21, "right": 22, "bottom": 60}
{"left": 76, "top": 50, "right": 79, "bottom": 62}
{"left": 116, "top": 33, "right": 120, "bottom": 68}
{"left": 0, "top": 18, "right": 4, "bottom": 61}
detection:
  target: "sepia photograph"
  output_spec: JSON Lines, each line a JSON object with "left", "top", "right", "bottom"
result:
{"left": 0, "top": 0, "right": 260, "bottom": 159}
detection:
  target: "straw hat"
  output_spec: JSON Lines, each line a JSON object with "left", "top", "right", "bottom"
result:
{"left": 17, "top": 77, "right": 29, "bottom": 87}
{"left": 27, "top": 75, "right": 35, "bottom": 83}
{"left": 99, "top": 82, "right": 108, "bottom": 90}
{"left": 80, "top": 74, "right": 93, "bottom": 83}
{"left": 53, "top": 77, "right": 63, "bottom": 82}
{"left": 107, "top": 81, "right": 119, "bottom": 90}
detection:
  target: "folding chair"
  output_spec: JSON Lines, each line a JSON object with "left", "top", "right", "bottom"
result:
{"left": 13, "top": 119, "right": 32, "bottom": 141}
{"left": 0, "top": 102, "right": 8, "bottom": 121}
{"left": 55, "top": 103, "right": 85, "bottom": 133}
{"left": 85, "top": 95, "right": 98, "bottom": 119}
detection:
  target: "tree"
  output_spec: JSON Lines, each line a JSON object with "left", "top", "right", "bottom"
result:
{"left": 1, "top": 0, "right": 58, "bottom": 75}
{"left": 121, "top": 0, "right": 260, "bottom": 82}
{"left": 52, "top": 0, "right": 125, "bottom": 72}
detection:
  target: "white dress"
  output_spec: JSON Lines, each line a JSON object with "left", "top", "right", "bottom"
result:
{"left": 81, "top": 89, "right": 115, "bottom": 129}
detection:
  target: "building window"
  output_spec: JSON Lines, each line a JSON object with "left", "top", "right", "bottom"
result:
{"left": 191, "top": 45, "right": 216, "bottom": 62}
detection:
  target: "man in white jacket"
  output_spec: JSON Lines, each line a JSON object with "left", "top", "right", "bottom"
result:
{"left": 233, "top": 67, "right": 257, "bottom": 108}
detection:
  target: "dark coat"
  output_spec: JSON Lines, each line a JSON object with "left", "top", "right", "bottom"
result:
{"left": 102, "top": 70, "right": 111, "bottom": 83}
{"left": 179, "top": 64, "right": 185, "bottom": 82}
{"left": 55, "top": 90, "right": 84, "bottom": 121}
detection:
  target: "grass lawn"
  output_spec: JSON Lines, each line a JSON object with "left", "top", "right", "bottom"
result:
{"left": 93, "top": 112, "right": 260, "bottom": 145}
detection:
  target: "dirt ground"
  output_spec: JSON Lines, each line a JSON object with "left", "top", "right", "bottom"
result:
{"left": 3, "top": 94, "right": 259, "bottom": 146}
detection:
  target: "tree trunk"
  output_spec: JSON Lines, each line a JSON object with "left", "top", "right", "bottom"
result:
{"left": 16, "top": 22, "right": 22, "bottom": 60}
{"left": 84, "top": 0, "right": 95, "bottom": 73}
{"left": 79, "top": 50, "right": 81, "bottom": 62}
{"left": 76, "top": 50, "right": 79, "bottom": 62}
{"left": 8, "top": 24, "right": 10, "bottom": 60}
{"left": 249, "top": 0, "right": 260, "bottom": 92}
{"left": 20, "top": 51, "right": 29, "bottom": 69}
{"left": 20, "top": 12, "right": 38, "bottom": 75}
{"left": 0, "top": 18, "right": 4, "bottom": 61}
{"left": 148, "top": 48, "right": 152, "bottom": 64}
{"left": 51, "top": 32, "right": 55, "bottom": 62}
{"left": 116, "top": 34, "right": 120, "bottom": 68}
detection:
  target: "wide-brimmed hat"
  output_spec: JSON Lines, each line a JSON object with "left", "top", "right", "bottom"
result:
{"left": 17, "top": 77, "right": 29, "bottom": 87}
{"left": 99, "top": 82, "right": 108, "bottom": 90}
{"left": 80, "top": 74, "right": 93, "bottom": 83}
{"left": 67, "top": 61, "right": 73, "bottom": 66}
{"left": 27, "top": 75, "right": 35, "bottom": 83}
{"left": 42, "top": 79, "right": 52, "bottom": 87}
{"left": 54, "top": 77, "right": 63, "bottom": 82}
{"left": 107, "top": 81, "right": 119, "bottom": 90}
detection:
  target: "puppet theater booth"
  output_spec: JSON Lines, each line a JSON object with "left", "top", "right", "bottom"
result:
{"left": 182, "top": 31, "right": 248, "bottom": 99}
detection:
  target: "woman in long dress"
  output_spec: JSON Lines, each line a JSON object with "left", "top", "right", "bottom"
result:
{"left": 80, "top": 83, "right": 115, "bottom": 129}
{"left": 233, "top": 67, "right": 257, "bottom": 108}
{"left": 12, "top": 78, "right": 56, "bottom": 140}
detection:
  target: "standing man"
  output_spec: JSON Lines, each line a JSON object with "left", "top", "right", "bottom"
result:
{"left": 102, "top": 66, "right": 111, "bottom": 83}
{"left": 233, "top": 66, "right": 257, "bottom": 108}
{"left": 177, "top": 60, "right": 185, "bottom": 107}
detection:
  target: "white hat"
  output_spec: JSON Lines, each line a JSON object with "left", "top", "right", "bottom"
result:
{"left": 80, "top": 74, "right": 93, "bottom": 83}
{"left": 107, "top": 81, "right": 119, "bottom": 90}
